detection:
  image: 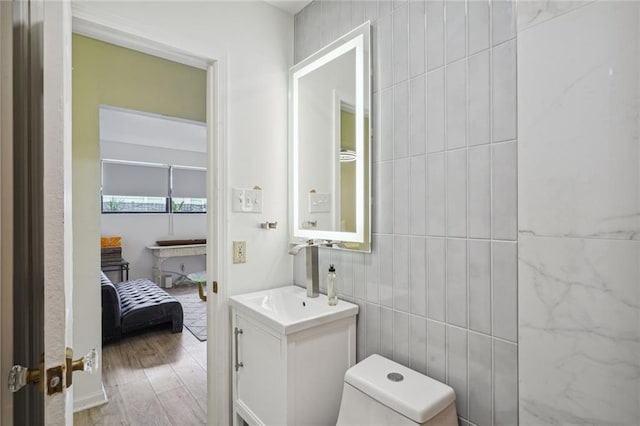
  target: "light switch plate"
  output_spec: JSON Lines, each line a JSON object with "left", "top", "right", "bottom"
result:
{"left": 308, "top": 192, "right": 331, "bottom": 213}
{"left": 233, "top": 241, "right": 246, "bottom": 264}
{"left": 232, "top": 188, "right": 263, "bottom": 213}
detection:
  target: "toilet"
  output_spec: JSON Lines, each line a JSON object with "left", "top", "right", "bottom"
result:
{"left": 336, "top": 354, "right": 458, "bottom": 426}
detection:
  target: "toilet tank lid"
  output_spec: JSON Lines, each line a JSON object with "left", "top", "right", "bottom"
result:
{"left": 344, "top": 354, "right": 455, "bottom": 423}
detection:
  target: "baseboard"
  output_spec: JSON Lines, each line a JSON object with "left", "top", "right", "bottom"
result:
{"left": 73, "top": 383, "right": 108, "bottom": 413}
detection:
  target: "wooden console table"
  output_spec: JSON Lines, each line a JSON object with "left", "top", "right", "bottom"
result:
{"left": 146, "top": 244, "right": 206, "bottom": 285}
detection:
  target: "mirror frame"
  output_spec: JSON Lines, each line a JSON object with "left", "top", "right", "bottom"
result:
{"left": 289, "top": 22, "right": 371, "bottom": 249}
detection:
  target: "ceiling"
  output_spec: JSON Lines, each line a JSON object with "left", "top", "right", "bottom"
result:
{"left": 264, "top": 0, "right": 311, "bottom": 15}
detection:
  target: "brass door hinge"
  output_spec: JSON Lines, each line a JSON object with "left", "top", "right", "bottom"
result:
{"left": 212, "top": 281, "right": 218, "bottom": 294}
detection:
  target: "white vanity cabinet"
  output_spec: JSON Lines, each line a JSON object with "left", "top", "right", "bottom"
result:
{"left": 229, "top": 286, "right": 358, "bottom": 426}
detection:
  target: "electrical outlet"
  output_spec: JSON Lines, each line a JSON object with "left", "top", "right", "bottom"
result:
{"left": 233, "top": 241, "right": 246, "bottom": 264}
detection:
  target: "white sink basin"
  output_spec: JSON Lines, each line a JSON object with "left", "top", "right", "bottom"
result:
{"left": 229, "top": 285, "right": 359, "bottom": 335}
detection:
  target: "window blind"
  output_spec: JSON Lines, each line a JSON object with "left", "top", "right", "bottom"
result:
{"left": 102, "top": 161, "right": 170, "bottom": 197}
{"left": 172, "top": 167, "right": 206, "bottom": 199}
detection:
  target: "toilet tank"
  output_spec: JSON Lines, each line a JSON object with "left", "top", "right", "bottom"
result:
{"left": 337, "top": 354, "right": 457, "bottom": 426}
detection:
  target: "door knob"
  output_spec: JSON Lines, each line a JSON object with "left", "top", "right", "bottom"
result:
{"left": 8, "top": 363, "right": 43, "bottom": 393}
{"left": 66, "top": 348, "right": 98, "bottom": 388}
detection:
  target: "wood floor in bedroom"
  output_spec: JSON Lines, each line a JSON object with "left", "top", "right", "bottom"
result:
{"left": 74, "top": 323, "right": 207, "bottom": 425}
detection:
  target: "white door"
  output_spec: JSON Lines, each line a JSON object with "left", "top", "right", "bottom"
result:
{"left": 1, "top": 1, "right": 76, "bottom": 424}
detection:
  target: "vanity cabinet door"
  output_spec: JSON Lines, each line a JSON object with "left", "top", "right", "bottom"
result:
{"left": 235, "top": 314, "right": 285, "bottom": 425}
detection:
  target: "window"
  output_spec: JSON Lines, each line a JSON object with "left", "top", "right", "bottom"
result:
{"left": 101, "top": 160, "right": 206, "bottom": 214}
{"left": 171, "top": 197, "right": 207, "bottom": 213}
{"left": 102, "top": 195, "right": 168, "bottom": 213}
{"left": 171, "top": 167, "right": 207, "bottom": 213}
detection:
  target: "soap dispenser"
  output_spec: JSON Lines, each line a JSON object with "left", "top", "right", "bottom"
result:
{"left": 327, "top": 264, "right": 337, "bottom": 306}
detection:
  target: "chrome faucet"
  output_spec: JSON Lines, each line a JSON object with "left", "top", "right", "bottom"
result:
{"left": 289, "top": 239, "right": 336, "bottom": 297}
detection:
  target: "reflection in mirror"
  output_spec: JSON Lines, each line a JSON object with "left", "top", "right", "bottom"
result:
{"left": 290, "top": 22, "right": 371, "bottom": 252}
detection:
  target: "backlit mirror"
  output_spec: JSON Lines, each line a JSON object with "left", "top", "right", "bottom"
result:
{"left": 289, "top": 22, "right": 371, "bottom": 251}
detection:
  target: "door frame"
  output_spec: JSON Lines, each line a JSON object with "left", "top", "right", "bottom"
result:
{"left": 0, "top": 1, "right": 14, "bottom": 424}
{"left": 71, "top": 17, "right": 230, "bottom": 425}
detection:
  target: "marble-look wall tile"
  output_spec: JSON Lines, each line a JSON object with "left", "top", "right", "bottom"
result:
{"left": 410, "top": 155, "right": 427, "bottom": 235}
{"left": 321, "top": 0, "right": 340, "bottom": 50}
{"left": 426, "top": 68, "right": 446, "bottom": 154}
{"left": 304, "top": 1, "right": 323, "bottom": 56}
{"left": 410, "top": 316, "right": 427, "bottom": 374}
{"left": 378, "top": 0, "right": 392, "bottom": 19}
{"left": 351, "top": 0, "right": 365, "bottom": 28}
{"left": 294, "top": 9, "right": 305, "bottom": 64}
{"left": 365, "top": 235, "right": 379, "bottom": 304}
{"left": 468, "top": 145, "right": 491, "bottom": 239}
{"left": 392, "top": 5, "right": 408, "bottom": 84}
{"left": 363, "top": 0, "right": 378, "bottom": 24}
{"left": 319, "top": 247, "right": 330, "bottom": 292}
{"left": 394, "top": 157, "right": 410, "bottom": 233}
{"left": 353, "top": 252, "right": 366, "bottom": 300}
{"left": 393, "top": 236, "right": 410, "bottom": 312}
{"left": 446, "top": 238, "right": 467, "bottom": 328}
{"left": 469, "top": 332, "right": 493, "bottom": 426}
{"left": 427, "top": 319, "right": 446, "bottom": 383}
{"left": 446, "top": 59, "right": 467, "bottom": 151}
{"left": 426, "top": 0, "right": 445, "bottom": 71}
{"left": 468, "top": 0, "right": 490, "bottom": 55}
{"left": 337, "top": 250, "right": 354, "bottom": 297}
{"left": 427, "top": 238, "right": 446, "bottom": 321}
{"left": 516, "top": 0, "right": 591, "bottom": 33}
{"left": 518, "top": 1, "right": 639, "bottom": 240}
{"left": 393, "top": 310, "right": 410, "bottom": 365}
{"left": 492, "top": 40, "right": 516, "bottom": 143}
{"left": 519, "top": 235, "right": 640, "bottom": 425}
{"left": 379, "top": 306, "right": 394, "bottom": 359}
{"left": 393, "top": 81, "right": 409, "bottom": 159}
{"left": 448, "top": 326, "right": 469, "bottom": 418}
{"left": 408, "top": 0, "right": 425, "bottom": 78}
{"left": 447, "top": 149, "right": 467, "bottom": 237}
{"left": 409, "top": 75, "right": 426, "bottom": 157}
{"left": 494, "top": 339, "right": 518, "bottom": 426}
{"left": 516, "top": 4, "right": 640, "bottom": 423}
{"left": 492, "top": 0, "right": 516, "bottom": 45}
{"left": 492, "top": 141, "right": 517, "bottom": 241}
{"left": 469, "top": 240, "right": 491, "bottom": 334}
{"left": 446, "top": 0, "right": 467, "bottom": 63}
{"left": 428, "top": 153, "right": 446, "bottom": 236}
{"left": 409, "top": 236, "right": 427, "bottom": 316}
{"left": 365, "top": 302, "right": 380, "bottom": 356}
{"left": 355, "top": 301, "right": 366, "bottom": 362}
{"left": 376, "top": 14, "right": 393, "bottom": 91}
{"left": 492, "top": 241, "right": 517, "bottom": 342}
{"left": 378, "top": 88, "right": 394, "bottom": 162}
{"left": 378, "top": 234, "right": 394, "bottom": 308}
{"left": 468, "top": 51, "right": 491, "bottom": 147}
{"left": 373, "top": 161, "right": 393, "bottom": 234}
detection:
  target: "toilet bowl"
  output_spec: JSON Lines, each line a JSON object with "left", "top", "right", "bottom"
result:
{"left": 336, "top": 354, "right": 457, "bottom": 426}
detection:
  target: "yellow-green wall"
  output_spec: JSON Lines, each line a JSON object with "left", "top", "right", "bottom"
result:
{"left": 72, "top": 34, "right": 206, "bottom": 389}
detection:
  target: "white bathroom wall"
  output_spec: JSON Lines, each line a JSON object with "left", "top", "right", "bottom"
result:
{"left": 294, "top": 2, "right": 518, "bottom": 425}
{"left": 517, "top": 1, "right": 640, "bottom": 424}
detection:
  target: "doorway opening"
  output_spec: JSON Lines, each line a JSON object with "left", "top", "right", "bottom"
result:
{"left": 70, "top": 23, "right": 226, "bottom": 425}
